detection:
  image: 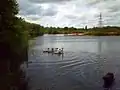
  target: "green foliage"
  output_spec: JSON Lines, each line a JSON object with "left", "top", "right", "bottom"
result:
{"left": 85, "top": 26, "right": 120, "bottom": 36}
{"left": 43, "top": 26, "right": 85, "bottom": 34}
{"left": 0, "top": 0, "right": 18, "bottom": 31}
{"left": 27, "top": 23, "right": 44, "bottom": 38}
{"left": 0, "top": 0, "right": 29, "bottom": 62}
{"left": 42, "top": 26, "right": 120, "bottom": 36}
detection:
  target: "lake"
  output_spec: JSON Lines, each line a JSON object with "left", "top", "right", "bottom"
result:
{"left": 27, "top": 36, "right": 120, "bottom": 90}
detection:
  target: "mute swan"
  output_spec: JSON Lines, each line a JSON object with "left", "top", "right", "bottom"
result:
{"left": 54, "top": 48, "right": 64, "bottom": 54}
{"left": 43, "top": 48, "right": 49, "bottom": 53}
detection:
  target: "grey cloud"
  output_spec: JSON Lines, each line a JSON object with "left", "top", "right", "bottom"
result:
{"left": 41, "top": 5, "right": 58, "bottom": 16}
{"left": 86, "top": 0, "right": 102, "bottom": 6}
{"left": 27, "top": 15, "right": 41, "bottom": 21}
{"left": 17, "top": 0, "right": 120, "bottom": 27}
{"left": 42, "top": 10, "right": 57, "bottom": 16}
{"left": 18, "top": 0, "right": 58, "bottom": 17}
{"left": 19, "top": 6, "right": 42, "bottom": 15}
{"left": 86, "top": 0, "right": 120, "bottom": 13}
{"left": 65, "top": 14, "right": 91, "bottom": 21}
{"left": 18, "top": 0, "right": 39, "bottom": 15}
{"left": 65, "top": 15, "right": 78, "bottom": 19}
{"left": 18, "top": 0, "right": 31, "bottom": 11}
{"left": 108, "top": 4, "right": 120, "bottom": 13}
{"left": 109, "top": 7, "right": 120, "bottom": 13}
{"left": 85, "top": 0, "right": 120, "bottom": 27}
{"left": 29, "top": 0, "right": 72, "bottom": 3}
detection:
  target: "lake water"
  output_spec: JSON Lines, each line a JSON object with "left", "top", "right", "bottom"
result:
{"left": 28, "top": 36, "right": 120, "bottom": 90}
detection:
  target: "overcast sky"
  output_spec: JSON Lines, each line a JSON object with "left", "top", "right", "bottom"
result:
{"left": 17, "top": 0, "right": 120, "bottom": 28}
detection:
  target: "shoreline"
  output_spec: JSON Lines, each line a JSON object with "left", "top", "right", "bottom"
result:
{"left": 43, "top": 33, "right": 120, "bottom": 36}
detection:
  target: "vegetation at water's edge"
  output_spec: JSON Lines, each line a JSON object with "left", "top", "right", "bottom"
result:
{"left": 84, "top": 26, "right": 120, "bottom": 36}
{"left": 35, "top": 25, "right": 120, "bottom": 36}
{"left": 22, "top": 23, "right": 120, "bottom": 36}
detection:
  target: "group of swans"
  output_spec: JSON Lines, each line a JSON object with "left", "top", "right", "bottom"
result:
{"left": 43, "top": 48, "right": 64, "bottom": 54}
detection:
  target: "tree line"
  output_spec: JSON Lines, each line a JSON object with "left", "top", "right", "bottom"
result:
{"left": 36, "top": 25, "right": 120, "bottom": 35}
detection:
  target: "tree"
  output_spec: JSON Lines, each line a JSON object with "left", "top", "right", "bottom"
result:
{"left": 0, "top": 0, "right": 28, "bottom": 63}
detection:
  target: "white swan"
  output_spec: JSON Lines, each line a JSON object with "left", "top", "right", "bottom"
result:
{"left": 43, "top": 48, "right": 49, "bottom": 53}
{"left": 43, "top": 48, "right": 64, "bottom": 54}
{"left": 54, "top": 48, "right": 64, "bottom": 54}
{"left": 55, "top": 48, "right": 58, "bottom": 52}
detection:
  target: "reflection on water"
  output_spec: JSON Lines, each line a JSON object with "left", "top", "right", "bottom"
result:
{"left": 28, "top": 36, "right": 120, "bottom": 90}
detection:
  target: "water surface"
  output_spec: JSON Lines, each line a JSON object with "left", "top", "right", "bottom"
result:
{"left": 28, "top": 36, "right": 120, "bottom": 90}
